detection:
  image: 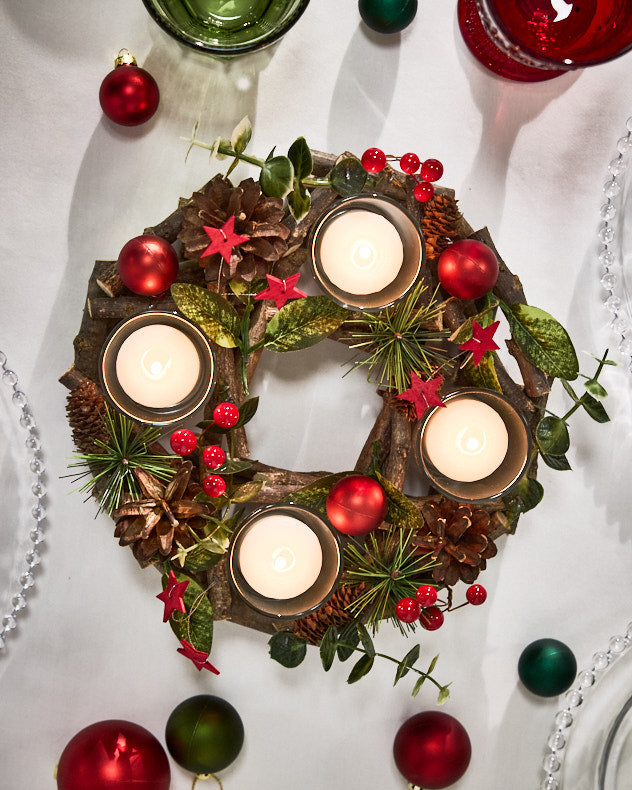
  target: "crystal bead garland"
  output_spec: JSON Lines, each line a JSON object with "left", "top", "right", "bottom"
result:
{"left": 0, "top": 351, "right": 46, "bottom": 650}
{"left": 598, "top": 116, "right": 632, "bottom": 368}
{"left": 540, "top": 623, "right": 632, "bottom": 789}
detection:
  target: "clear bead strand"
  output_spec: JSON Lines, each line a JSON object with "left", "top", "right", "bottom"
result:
{"left": 0, "top": 352, "right": 46, "bottom": 650}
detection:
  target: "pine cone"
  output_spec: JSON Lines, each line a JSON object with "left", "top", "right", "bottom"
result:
{"left": 178, "top": 175, "right": 290, "bottom": 285}
{"left": 66, "top": 379, "right": 108, "bottom": 453}
{"left": 293, "top": 584, "right": 366, "bottom": 645}
{"left": 421, "top": 194, "right": 462, "bottom": 260}
{"left": 412, "top": 498, "right": 497, "bottom": 586}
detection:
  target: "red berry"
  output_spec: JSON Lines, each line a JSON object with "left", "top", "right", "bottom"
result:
{"left": 213, "top": 402, "right": 239, "bottom": 429}
{"left": 396, "top": 597, "right": 421, "bottom": 623}
{"left": 202, "top": 445, "right": 226, "bottom": 470}
{"left": 420, "top": 158, "right": 444, "bottom": 182}
{"left": 169, "top": 429, "right": 197, "bottom": 456}
{"left": 399, "top": 152, "right": 420, "bottom": 174}
{"left": 419, "top": 606, "right": 444, "bottom": 631}
{"left": 466, "top": 584, "right": 487, "bottom": 605}
{"left": 361, "top": 147, "right": 386, "bottom": 173}
{"left": 202, "top": 474, "right": 226, "bottom": 497}
{"left": 413, "top": 181, "right": 434, "bottom": 202}
{"left": 416, "top": 584, "right": 438, "bottom": 607}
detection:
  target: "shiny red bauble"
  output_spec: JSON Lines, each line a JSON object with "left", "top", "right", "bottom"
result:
{"left": 420, "top": 158, "right": 444, "bottom": 182}
{"left": 419, "top": 606, "right": 444, "bottom": 631}
{"left": 99, "top": 64, "right": 159, "bottom": 126}
{"left": 413, "top": 181, "right": 434, "bottom": 202}
{"left": 117, "top": 235, "right": 179, "bottom": 297}
{"left": 437, "top": 239, "right": 499, "bottom": 301}
{"left": 466, "top": 583, "right": 487, "bottom": 605}
{"left": 213, "top": 402, "right": 240, "bottom": 429}
{"left": 396, "top": 597, "right": 421, "bottom": 623}
{"left": 56, "top": 720, "right": 170, "bottom": 790}
{"left": 400, "top": 152, "right": 420, "bottom": 174}
{"left": 361, "top": 147, "right": 387, "bottom": 173}
{"left": 202, "top": 445, "right": 226, "bottom": 470}
{"left": 393, "top": 711, "right": 471, "bottom": 788}
{"left": 416, "top": 584, "right": 438, "bottom": 607}
{"left": 170, "top": 429, "right": 197, "bottom": 456}
{"left": 325, "top": 475, "right": 387, "bottom": 536}
{"left": 203, "top": 475, "right": 226, "bottom": 498}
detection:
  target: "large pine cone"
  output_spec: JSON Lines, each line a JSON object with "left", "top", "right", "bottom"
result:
{"left": 412, "top": 498, "right": 497, "bottom": 586}
{"left": 178, "top": 175, "right": 290, "bottom": 285}
{"left": 66, "top": 379, "right": 108, "bottom": 453}
{"left": 293, "top": 584, "right": 366, "bottom": 645}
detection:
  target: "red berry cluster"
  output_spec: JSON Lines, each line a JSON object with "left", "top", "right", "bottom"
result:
{"left": 395, "top": 583, "right": 487, "bottom": 630}
{"left": 360, "top": 148, "right": 444, "bottom": 203}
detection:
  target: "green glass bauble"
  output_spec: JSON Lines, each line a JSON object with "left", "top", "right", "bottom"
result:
{"left": 518, "top": 638, "right": 577, "bottom": 697}
{"left": 165, "top": 695, "right": 244, "bottom": 775}
{"left": 358, "top": 0, "right": 418, "bottom": 34}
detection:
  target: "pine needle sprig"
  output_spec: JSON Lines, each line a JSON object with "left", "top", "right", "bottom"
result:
{"left": 344, "top": 528, "right": 437, "bottom": 634}
{"left": 346, "top": 279, "right": 451, "bottom": 393}
{"left": 66, "top": 406, "right": 177, "bottom": 516}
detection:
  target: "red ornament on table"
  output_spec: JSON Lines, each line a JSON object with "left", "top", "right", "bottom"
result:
{"left": 56, "top": 719, "right": 170, "bottom": 790}
{"left": 202, "top": 445, "right": 226, "bottom": 470}
{"left": 393, "top": 711, "right": 472, "bottom": 788}
{"left": 169, "top": 429, "right": 197, "bottom": 456}
{"left": 396, "top": 597, "right": 422, "bottom": 623}
{"left": 99, "top": 50, "right": 159, "bottom": 127}
{"left": 117, "top": 235, "right": 179, "bottom": 297}
{"left": 419, "top": 606, "right": 444, "bottom": 631}
{"left": 203, "top": 474, "right": 226, "bottom": 498}
{"left": 437, "top": 238, "right": 499, "bottom": 300}
{"left": 416, "top": 584, "right": 438, "bottom": 607}
{"left": 325, "top": 474, "right": 387, "bottom": 536}
{"left": 213, "top": 402, "right": 240, "bottom": 429}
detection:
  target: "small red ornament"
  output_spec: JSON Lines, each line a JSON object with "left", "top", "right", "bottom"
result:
{"left": 202, "top": 445, "right": 226, "bottom": 470}
{"left": 213, "top": 402, "right": 240, "bottom": 429}
{"left": 56, "top": 720, "right": 171, "bottom": 790}
{"left": 254, "top": 272, "right": 307, "bottom": 310}
{"left": 117, "top": 235, "right": 179, "bottom": 297}
{"left": 203, "top": 475, "right": 226, "bottom": 498}
{"left": 361, "top": 147, "right": 387, "bottom": 173}
{"left": 201, "top": 215, "right": 250, "bottom": 264}
{"left": 396, "top": 597, "right": 421, "bottom": 623}
{"left": 393, "top": 711, "right": 472, "bottom": 788}
{"left": 437, "top": 239, "right": 499, "bottom": 300}
{"left": 396, "top": 372, "right": 445, "bottom": 420}
{"left": 156, "top": 570, "right": 189, "bottom": 622}
{"left": 420, "top": 158, "right": 444, "bottom": 182}
{"left": 466, "top": 584, "right": 487, "bottom": 605}
{"left": 177, "top": 639, "right": 220, "bottom": 674}
{"left": 419, "top": 606, "right": 444, "bottom": 631}
{"left": 416, "top": 584, "right": 438, "bottom": 607}
{"left": 325, "top": 475, "right": 387, "bottom": 536}
{"left": 169, "top": 429, "right": 197, "bottom": 456}
{"left": 459, "top": 319, "right": 500, "bottom": 366}
{"left": 413, "top": 181, "right": 434, "bottom": 202}
{"left": 99, "top": 50, "right": 159, "bottom": 127}
{"left": 400, "top": 152, "right": 420, "bottom": 174}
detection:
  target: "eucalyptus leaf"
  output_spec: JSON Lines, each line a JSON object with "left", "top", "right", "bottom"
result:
{"left": 426, "top": 654, "right": 439, "bottom": 675}
{"left": 268, "top": 631, "right": 307, "bottom": 668}
{"left": 229, "top": 480, "right": 263, "bottom": 503}
{"left": 281, "top": 472, "right": 349, "bottom": 518}
{"left": 287, "top": 136, "right": 313, "bottom": 181}
{"left": 541, "top": 452, "right": 572, "bottom": 471}
{"left": 171, "top": 283, "right": 240, "bottom": 348}
{"left": 287, "top": 184, "right": 311, "bottom": 222}
{"left": 329, "top": 157, "right": 367, "bottom": 197}
{"left": 347, "top": 654, "right": 374, "bottom": 684}
{"left": 394, "top": 644, "right": 420, "bottom": 685}
{"left": 336, "top": 621, "right": 361, "bottom": 662}
{"left": 180, "top": 540, "right": 225, "bottom": 573}
{"left": 356, "top": 621, "right": 375, "bottom": 658}
{"left": 163, "top": 570, "right": 213, "bottom": 653}
{"left": 411, "top": 674, "right": 426, "bottom": 698}
{"left": 208, "top": 136, "right": 230, "bottom": 162}
{"left": 584, "top": 378, "right": 608, "bottom": 400}
{"left": 231, "top": 115, "right": 252, "bottom": 153}
{"left": 375, "top": 471, "right": 423, "bottom": 530}
{"left": 463, "top": 354, "right": 502, "bottom": 393}
{"left": 260, "top": 155, "right": 294, "bottom": 198}
{"left": 319, "top": 625, "right": 338, "bottom": 672}
{"left": 437, "top": 685, "right": 451, "bottom": 704}
{"left": 536, "top": 416, "right": 570, "bottom": 456}
{"left": 582, "top": 393, "right": 610, "bottom": 423}
{"left": 265, "top": 296, "right": 349, "bottom": 352}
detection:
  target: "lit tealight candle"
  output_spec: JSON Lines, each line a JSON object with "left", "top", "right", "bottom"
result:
{"left": 319, "top": 209, "right": 404, "bottom": 294}
{"left": 115, "top": 324, "right": 201, "bottom": 408}
{"left": 238, "top": 514, "right": 323, "bottom": 599}
{"left": 424, "top": 398, "right": 509, "bottom": 482}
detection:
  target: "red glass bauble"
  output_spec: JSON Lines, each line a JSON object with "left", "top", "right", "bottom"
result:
{"left": 437, "top": 239, "right": 499, "bottom": 300}
{"left": 117, "top": 235, "right": 179, "bottom": 297}
{"left": 325, "top": 475, "right": 387, "bottom": 536}
{"left": 56, "top": 720, "right": 170, "bottom": 790}
{"left": 99, "top": 64, "right": 159, "bottom": 126}
{"left": 393, "top": 711, "right": 471, "bottom": 788}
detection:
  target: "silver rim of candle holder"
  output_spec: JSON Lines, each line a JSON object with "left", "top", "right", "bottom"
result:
{"left": 227, "top": 504, "right": 342, "bottom": 619}
{"left": 308, "top": 193, "right": 425, "bottom": 312}
{"left": 413, "top": 387, "right": 532, "bottom": 504}
{"left": 99, "top": 310, "right": 216, "bottom": 427}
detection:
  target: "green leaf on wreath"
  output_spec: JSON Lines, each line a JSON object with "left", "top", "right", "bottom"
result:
{"left": 462, "top": 354, "right": 502, "bottom": 393}
{"left": 281, "top": 472, "right": 349, "bottom": 518}
{"left": 319, "top": 625, "right": 338, "bottom": 672}
{"left": 287, "top": 136, "right": 313, "bottom": 181}
{"left": 163, "top": 570, "right": 214, "bottom": 654}
{"left": 179, "top": 539, "right": 225, "bottom": 573}
{"left": 229, "top": 480, "right": 264, "bottom": 503}
{"left": 347, "top": 654, "right": 374, "bottom": 684}
{"left": 329, "top": 157, "right": 367, "bottom": 197}
{"left": 214, "top": 458, "right": 254, "bottom": 475}
{"left": 287, "top": 183, "right": 311, "bottom": 222}
{"left": 260, "top": 155, "right": 294, "bottom": 198}
{"left": 411, "top": 674, "right": 426, "bottom": 697}
{"left": 356, "top": 621, "right": 375, "bottom": 658}
{"left": 500, "top": 302, "right": 578, "bottom": 380}
{"left": 375, "top": 471, "right": 424, "bottom": 530}
{"left": 394, "top": 644, "right": 420, "bottom": 685}
{"left": 504, "top": 476, "right": 544, "bottom": 524}
{"left": 265, "top": 296, "right": 349, "bottom": 352}
{"left": 437, "top": 685, "right": 451, "bottom": 704}
{"left": 584, "top": 378, "right": 608, "bottom": 400}
{"left": 171, "top": 283, "right": 240, "bottom": 349}
{"left": 231, "top": 115, "right": 252, "bottom": 154}
{"left": 268, "top": 631, "right": 307, "bottom": 668}
{"left": 336, "top": 620, "right": 361, "bottom": 662}
{"left": 536, "top": 416, "right": 570, "bottom": 456}
{"left": 582, "top": 393, "right": 610, "bottom": 423}
{"left": 540, "top": 452, "right": 572, "bottom": 471}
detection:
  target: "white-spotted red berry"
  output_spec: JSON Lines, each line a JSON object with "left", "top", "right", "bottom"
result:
{"left": 170, "top": 429, "right": 197, "bottom": 456}
{"left": 213, "top": 402, "right": 239, "bottom": 429}
{"left": 202, "top": 445, "right": 226, "bottom": 470}
{"left": 202, "top": 474, "right": 226, "bottom": 497}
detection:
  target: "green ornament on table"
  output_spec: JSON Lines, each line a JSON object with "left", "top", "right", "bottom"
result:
{"left": 518, "top": 638, "right": 577, "bottom": 697}
{"left": 358, "top": 0, "right": 418, "bottom": 34}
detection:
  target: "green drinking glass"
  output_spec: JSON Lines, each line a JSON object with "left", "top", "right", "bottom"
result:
{"left": 141, "top": 0, "right": 311, "bottom": 56}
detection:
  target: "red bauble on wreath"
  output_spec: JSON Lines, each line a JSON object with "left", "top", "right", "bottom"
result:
{"left": 99, "top": 50, "right": 159, "bottom": 127}
{"left": 325, "top": 474, "right": 387, "bottom": 536}
{"left": 437, "top": 238, "right": 499, "bottom": 300}
{"left": 56, "top": 720, "right": 171, "bottom": 790}
{"left": 117, "top": 235, "right": 179, "bottom": 297}
{"left": 393, "top": 711, "right": 471, "bottom": 788}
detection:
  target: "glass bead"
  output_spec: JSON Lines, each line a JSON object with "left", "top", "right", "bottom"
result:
{"left": 31, "top": 504, "right": 46, "bottom": 521}
{"left": 609, "top": 157, "right": 627, "bottom": 176}
{"left": 542, "top": 754, "right": 560, "bottom": 773}
{"left": 566, "top": 689, "right": 582, "bottom": 707}
{"left": 617, "top": 135, "right": 632, "bottom": 154}
{"left": 611, "top": 317, "right": 629, "bottom": 334}
{"left": 599, "top": 225, "right": 615, "bottom": 244}
{"left": 600, "top": 202, "right": 616, "bottom": 221}
{"left": 541, "top": 777, "right": 559, "bottom": 790}
{"left": 626, "top": 623, "right": 632, "bottom": 640}
{"left": 19, "top": 572, "right": 35, "bottom": 589}
{"left": 0, "top": 633, "right": 5, "bottom": 649}
{"left": 2, "top": 369, "right": 18, "bottom": 386}
{"left": 11, "top": 594, "right": 26, "bottom": 611}
{"left": 29, "top": 458, "right": 44, "bottom": 475}
{"left": 578, "top": 670, "right": 594, "bottom": 688}
{"left": 31, "top": 480, "right": 46, "bottom": 498}
{"left": 548, "top": 731, "right": 566, "bottom": 750}
{"left": 2, "top": 614, "right": 17, "bottom": 630}
{"left": 12, "top": 390, "right": 27, "bottom": 407}
{"left": 625, "top": 118, "right": 632, "bottom": 132}
{"left": 593, "top": 651, "right": 609, "bottom": 670}
{"left": 598, "top": 248, "right": 615, "bottom": 266}
{"left": 0, "top": 350, "right": 6, "bottom": 367}
{"left": 29, "top": 527, "right": 45, "bottom": 544}
{"left": 25, "top": 434, "right": 40, "bottom": 451}
{"left": 619, "top": 337, "right": 632, "bottom": 356}
{"left": 601, "top": 272, "right": 616, "bottom": 290}
{"left": 603, "top": 179, "right": 621, "bottom": 199}
{"left": 605, "top": 295, "right": 622, "bottom": 313}
{"left": 555, "top": 710, "right": 573, "bottom": 728}
{"left": 610, "top": 635, "right": 626, "bottom": 654}
{"left": 19, "top": 411, "right": 34, "bottom": 429}
{"left": 25, "top": 549, "right": 40, "bottom": 567}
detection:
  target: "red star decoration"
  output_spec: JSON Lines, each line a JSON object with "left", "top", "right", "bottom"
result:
{"left": 254, "top": 273, "right": 307, "bottom": 310}
{"left": 397, "top": 373, "right": 446, "bottom": 419}
{"left": 459, "top": 320, "right": 500, "bottom": 366}
{"left": 177, "top": 639, "right": 220, "bottom": 674}
{"left": 156, "top": 571, "right": 189, "bottom": 623}
{"left": 201, "top": 215, "right": 250, "bottom": 263}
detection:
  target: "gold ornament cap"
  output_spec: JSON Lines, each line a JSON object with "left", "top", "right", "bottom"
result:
{"left": 114, "top": 49, "right": 137, "bottom": 68}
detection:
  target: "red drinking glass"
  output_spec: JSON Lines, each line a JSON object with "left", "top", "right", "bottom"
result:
{"left": 458, "top": 0, "right": 632, "bottom": 81}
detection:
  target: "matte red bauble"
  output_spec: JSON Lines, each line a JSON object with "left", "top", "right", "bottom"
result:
{"left": 56, "top": 720, "right": 171, "bottom": 790}
{"left": 437, "top": 239, "right": 499, "bottom": 300}
{"left": 325, "top": 475, "right": 387, "bottom": 536}
{"left": 99, "top": 52, "right": 159, "bottom": 126}
{"left": 117, "top": 235, "right": 179, "bottom": 296}
{"left": 393, "top": 711, "right": 471, "bottom": 788}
